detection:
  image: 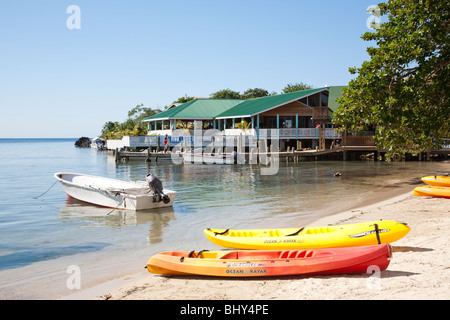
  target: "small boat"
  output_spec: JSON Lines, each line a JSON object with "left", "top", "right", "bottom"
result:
{"left": 146, "top": 244, "right": 392, "bottom": 277}
{"left": 413, "top": 185, "right": 450, "bottom": 199}
{"left": 204, "top": 220, "right": 410, "bottom": 250}
{"left": 54, "top": 172, "right": 176, "bottom": 210}
{"left": 421, "top": 175, "right": 450, "bottom": 187}
{"left": 181, "top": 148, "right": 237, "bottom": 164}
{"left": 90, "top": 137, "right": 105, "bottom": 149}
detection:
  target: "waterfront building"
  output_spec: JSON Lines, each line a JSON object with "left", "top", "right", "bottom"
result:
{"left": 142, "top": 86, "right": 344, "bottom": 151}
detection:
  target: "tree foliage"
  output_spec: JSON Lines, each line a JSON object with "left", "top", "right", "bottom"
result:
{"left": 241, "top": 88, "right": 270, "bottom": 99}
{"left": 210, "top": 84, "right": 312, "bottom": 100}
{"left": 333, "top": 0, "right": 449, "bottom": 160}
{"left": 175, "top": 95, "right": 195, "bottom": 103}
{"left": 209, "top": 88, "right": 242, "bottom": 99}
{"left": 101, "top": 82, "right": 314, "bottom": 138}
{"left": 101, "top": 104, "right": 162, "bottom": 139}
{"left": 282, "top": 82, "right": 313, "bottom": 93}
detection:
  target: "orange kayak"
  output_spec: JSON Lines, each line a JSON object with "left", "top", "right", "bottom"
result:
{"left": 146, "top": 244, "right": 392, "bottom": 277}
{"left": 413, "top": 185, "right": 450, "bottom": 199}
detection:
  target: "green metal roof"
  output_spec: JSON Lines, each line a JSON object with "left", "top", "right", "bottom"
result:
{"left": 143, "top": 87, "right": 336, "bottom": 122}
{"left": 142, "top": 99, "right": 244, "bottom": 121}
{"left": 215, "top": 88, "right": 327, "bottom": 119}
{"left": 327, "top": 86, "right": 346, "bottom": 113}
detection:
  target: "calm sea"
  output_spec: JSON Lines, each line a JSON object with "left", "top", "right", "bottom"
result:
{"left": 0, "top": 138, "right": 448, "bottom": 299}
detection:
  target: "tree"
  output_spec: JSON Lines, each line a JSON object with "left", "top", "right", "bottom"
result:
{"left": 241, "top": 88, "right": 270, "bottom": 99}
{"left": 235, "top": 120, "right": 252, "bottom": 132}
{"left": 333, "top": 0, "right": 449, "bottom": 160}
{"left": 282, "top": 82, "right": 313, "bottom": 93}
{"left": 175, "top": 95, "right": 195, "bottom": 103}
{"left": 210, "top": 89, "right": 242, "bottom": 99}
{"left": 101, "top": 121, "right": 120, "bottom": 137}
{"left": 101, "top": 104, "right": 162, "bottom": 139}
{"left": 127, "top": 104, "right": 161, "bottom": 122}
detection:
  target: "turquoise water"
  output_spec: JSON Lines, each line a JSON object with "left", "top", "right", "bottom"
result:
{"left": 0, "top": 138, "right": 448, "bottom": 299}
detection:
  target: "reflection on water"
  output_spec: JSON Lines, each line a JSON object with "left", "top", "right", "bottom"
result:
{"left": 0, "top": 242, "right": 111, "bottom": 271}
{"left": 58, "top": 197, "right": 176, "bottom": 244}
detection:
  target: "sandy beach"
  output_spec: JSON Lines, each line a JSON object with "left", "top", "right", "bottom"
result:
{"left": 61, "top": 185, "right": 449, "bottom": 301}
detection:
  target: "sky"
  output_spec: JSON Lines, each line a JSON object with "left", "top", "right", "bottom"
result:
{"left": 0, "top": 0, "right": 384, "bottom": 138}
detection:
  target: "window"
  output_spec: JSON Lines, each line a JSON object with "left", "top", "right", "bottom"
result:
{"left": 267, "top": 117, "right": 277, "bottom": 128}
{"left": 308, "top": 94, "right": 320, "bottom": 107}
{"left": 320, "top": 93, "right": 328, "bottom": 106}
{"left": 280, "top": 116, "right": 294, "bottom": 128}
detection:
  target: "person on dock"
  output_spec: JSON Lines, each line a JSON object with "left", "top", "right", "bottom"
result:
{"left": 164, "top": 134, "right": 169, "bottom": 153}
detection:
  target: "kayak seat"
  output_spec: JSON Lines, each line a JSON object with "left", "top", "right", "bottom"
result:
{"left": 305, "top": 227, "right": 334, "bottom": 234}
{"left": 219, "top": 251, "right": 239, "bottom": 259}
{"left": 279, "top": 250, "right": 314, "bottom": 259}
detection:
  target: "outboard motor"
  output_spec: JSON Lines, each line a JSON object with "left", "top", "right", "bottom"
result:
{"left": 146, "top": 174, "right": 170, "bottom": 204}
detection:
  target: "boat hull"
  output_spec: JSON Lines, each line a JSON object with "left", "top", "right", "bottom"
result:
{"left": 204, "top": 220, "right": 410, "bottom": 250}
{"left": 421, "top": 176, "right": 450, "bottom": 187}
{"left": 147, "top": 244, "right": 392, "bottom": 277}
{"left": 413, "top": 185, "right": 450, "bottom": 199}
{"left": 55, "top": 173, "right": 176, "bottom": 210}
{"left": 181, "top": 153, "right": 235, "bottom": 164}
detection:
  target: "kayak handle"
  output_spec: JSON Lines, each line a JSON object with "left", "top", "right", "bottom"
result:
{"left": 285, "top": 227, "right": 305, "bottom": 237}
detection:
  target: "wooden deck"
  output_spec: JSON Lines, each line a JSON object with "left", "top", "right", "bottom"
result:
{"left": 112, "top": 146, "right": 449, "bottom": 163}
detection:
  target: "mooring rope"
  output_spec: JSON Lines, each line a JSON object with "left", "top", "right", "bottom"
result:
{"left": 32, "top": 180, "right": 58, "bottom": 199}
{"left": 106, "top": 194, "right": 126, "bottom": 215}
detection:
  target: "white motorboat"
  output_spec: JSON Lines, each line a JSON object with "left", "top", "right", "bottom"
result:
{"left": 54, "top": 172, "right": 176, "bottom": 211}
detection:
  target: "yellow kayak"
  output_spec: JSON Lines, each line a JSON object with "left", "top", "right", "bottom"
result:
{"left": 421, "top": 176, "right": 450, "bottom": 187}
{"left": 413, "top": 185, "right": 450, "bottom": 199}
{"left": 204, "top": 220, "right": 410, "bottom": 250}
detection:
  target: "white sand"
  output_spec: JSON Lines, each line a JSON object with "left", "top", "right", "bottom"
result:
{"left": 61, "top": 189, "right": 450, "bottom": 300}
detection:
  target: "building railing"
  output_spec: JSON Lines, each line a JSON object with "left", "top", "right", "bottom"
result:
{"left": 107, "top": 128, "right": 343, "bottom": 150}
{"left": 148, "top": 128, "right": 342, "bottom": 139}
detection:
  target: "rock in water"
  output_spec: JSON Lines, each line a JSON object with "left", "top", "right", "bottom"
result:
{"left": 75, "top": 137, "right": 91, "bottom": 148}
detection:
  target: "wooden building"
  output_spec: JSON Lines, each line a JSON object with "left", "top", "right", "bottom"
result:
{"left": 142, "top": 87, "right": 344, "bottom": 151}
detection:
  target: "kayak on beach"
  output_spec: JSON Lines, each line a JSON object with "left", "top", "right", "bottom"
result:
{"left": 413, "top": 185, "right": 450, "bottom": 199}
{"left": 421, "top": 176, "right": 450, "bottom": 187}
{"left": 146, "top": 244, "right": 392, "bottom": 277}
{"left": 204, "top": 220, "right": 410, "bottom": 250}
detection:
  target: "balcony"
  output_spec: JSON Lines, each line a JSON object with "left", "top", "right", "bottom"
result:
{"left": 107, "top": 128, "right": 343, "bottom": 150}
{"left": 148, "top": 128, "right": 342, "bottom": 139}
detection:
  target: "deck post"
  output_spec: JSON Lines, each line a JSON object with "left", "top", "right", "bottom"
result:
{"left": 256, "top": 114, "right": 260, "bottom": 142}
{"left": 276, "top": 114, "right": 279, "bottom": 140}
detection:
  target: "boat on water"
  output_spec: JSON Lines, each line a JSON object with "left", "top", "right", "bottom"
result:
{"left": 146, "top": 244, "right": 392, "bottom": 277}
{"left": 181, "top": 149, "right": 238, "bottom": 164}
{"left": 421, "top": 175, "right": 450, "bottom": 187}
{"left": 90, "top": 137, "right": 106, "bottom": 149}
{"left": 413, "top": 185, "right": 450, "bottom": 199}
{"left": 54, "top": 172, "right": 176, "bottom": 210}
{"left": 204, "top": 220, "right": 410, "bottom": 250}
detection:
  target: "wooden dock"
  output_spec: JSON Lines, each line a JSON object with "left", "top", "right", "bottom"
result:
{"left": 113, "top": 148, "right": 174, "bottom": 162}
{"left": 113, "top": 146, "right": 449, "bottom": 163}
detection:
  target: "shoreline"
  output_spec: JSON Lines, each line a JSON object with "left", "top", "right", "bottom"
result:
{"left": 61, "top": 186, "right": 450, "bottom": 300}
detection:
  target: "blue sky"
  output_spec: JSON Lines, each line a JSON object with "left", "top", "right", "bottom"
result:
{"left": 0, "top": 0, "right": 383, "bottom": 138}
